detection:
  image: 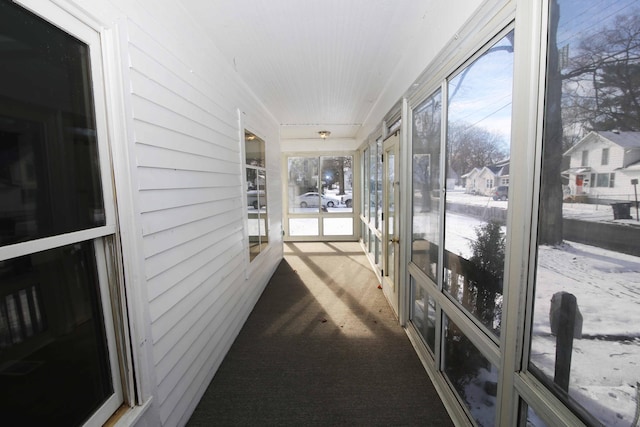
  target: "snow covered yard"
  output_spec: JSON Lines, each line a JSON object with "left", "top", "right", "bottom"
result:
{"left": 532, "top": 242, "right": 640, "bottom": 427}
{"left": 414, "top": 192, "right": 640, "bottom": 426}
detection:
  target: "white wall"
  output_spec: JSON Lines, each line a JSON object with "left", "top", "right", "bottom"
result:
{"left": 357, "top": 0, "right": 484, "bottom": 142}
{"left": 281, "top": 138, "right": 359, "bottom": 153}
{"left": 31, "top": 1, "right": 283, "bottom": 426}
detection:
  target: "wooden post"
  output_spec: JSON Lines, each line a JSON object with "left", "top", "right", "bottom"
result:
{"left": 632, "top": 179, "right": 639, "bottom": 221}
{"left": 554, "top": 292, "right": 577, "bottom": 392}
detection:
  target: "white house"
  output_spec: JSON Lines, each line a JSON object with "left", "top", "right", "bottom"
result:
{"left": 462, "top": 160, "right": 510, "bottom": 196}
{"left": 563, "top": 131, "right": 640, "bottom": 201}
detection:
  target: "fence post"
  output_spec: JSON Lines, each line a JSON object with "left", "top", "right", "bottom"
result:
{"left": 554, "top": 292, "right": 578, "bottom": 392}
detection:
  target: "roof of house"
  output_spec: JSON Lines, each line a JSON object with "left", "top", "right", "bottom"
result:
{"left": 461, "top": 163, "right": 509, "bottom": 179}
{"left": 565, "top": 131, "right": 640, "bottom": 155}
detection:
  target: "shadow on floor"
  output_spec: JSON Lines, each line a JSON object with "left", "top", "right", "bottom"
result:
{"left": 187, "top": 242, "right": 453, "bottom": 426}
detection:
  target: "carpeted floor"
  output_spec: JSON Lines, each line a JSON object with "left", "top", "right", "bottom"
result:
{"left": 187, "top": 242, "right": 453, "bottom": 426}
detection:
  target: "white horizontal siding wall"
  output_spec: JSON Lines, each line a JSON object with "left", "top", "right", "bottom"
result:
{"left": 40, "top": 1, "right": 283, "bottom": 426}
{"left": 122, "top": 11, "right": 283, "bottom": 427}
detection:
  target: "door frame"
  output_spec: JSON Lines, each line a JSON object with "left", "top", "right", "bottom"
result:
{"left": 381, "top": 132, "right": 400, "bottom": 314}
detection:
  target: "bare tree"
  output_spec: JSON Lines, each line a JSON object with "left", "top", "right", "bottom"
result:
{"left": 539, "top": 3, "right": 640, "bottom": 245}
{"left": 447, "top": 122, "right": 508, "bottom": 176}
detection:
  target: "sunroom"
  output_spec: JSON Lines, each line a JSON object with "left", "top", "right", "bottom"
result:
{"left": 0, "top": 0, "right": 638, "bottom": 426}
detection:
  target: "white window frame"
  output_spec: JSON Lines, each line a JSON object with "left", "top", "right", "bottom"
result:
{"left": 283, "top": 151, "right": 358, "bottom": 242}
{"left": 0, "top": 1, "right": 136, "bottom": 425}
{"left": 601, "top": 147, "right": 609, "bottom": 165}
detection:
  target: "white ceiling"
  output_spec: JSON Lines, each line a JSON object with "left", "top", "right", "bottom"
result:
{"left": 179, "top": 0, "right": 432, "bottom": 140}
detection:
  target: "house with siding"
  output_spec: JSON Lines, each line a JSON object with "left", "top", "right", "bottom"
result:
{"left": 461, "top": 160, "right": 510, "bottom": 196}
{"left": 563, "top": 130, "right": 640, "bottom": 202}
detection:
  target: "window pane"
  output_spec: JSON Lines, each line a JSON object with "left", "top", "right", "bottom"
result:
{"left": 531, "top": 2, "right": 640, "bottom": 426}
{"left": 288, "top": 157, "right": 320, "bottom": 213}
{"left": 320, "top": 156, "right": 353, "bottom": 213}
{"left": 411, "top": 90, "right": 442, "bottom": 281}
{"left": 369, "top": 141, "right": 378, "bottom": 223}
{"left": 444, "top": 31, "right": 514, "bottom": 336}
{"left": 244, "top": 131, "right": 265, "bottom": 167}
{"left": 288, "top": 218, "right": 318, "bottom": 236}
{"left": 362, "top": 148, "right": 369, "bottom": 216}
{"left": 0, "top": 241, "right": 112, "bottom": 425}
{"left": 247, "top": 169, "right": 267, "bottom": 261}
{"left": 0, "top": 1, "right": 105, "bottom": 246}
{"left": 323, "top": 217, "right": 353, "bottom": 236}
{"left": 443, "top": 315, "right": 498, "bottom": 427}
{"left": 376, "top": 138, "right": 383, "bottom": 231}
{"left": 410, "top": 277, "right": 436, "bottom": 352}
{"left": 519, "top": 401, "right": 549, "bottom": 427}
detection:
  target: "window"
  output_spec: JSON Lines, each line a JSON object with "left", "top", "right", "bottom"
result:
{"left": 601, "top": 148, "right": 609, "bottom": 165}
{"left": 411, "top": 90, "right": 442, "bottom": 282}
{"left": 286, "top": 155, "right": 353, "bottom": 238}
{"left": 408, "top": 28, "right": 514, "bottom": 427}
{"left": 0, "top": 1, "right": 124, "bottom": 425}
{"left": 530, "top": 1, "right": 640, "bottom": 426}
{"left": 443, "top": 316, "right": 498, "bottom": 427}
{"left": 592, "top": 172, "right": 615, "bottom": 188}
{"left": 581, "top": 150, "right": 589, "bottom": 166}
{"left": 245, "top": 131, "right": 268, "bottom": 261}
{"left": 444, "top": 30, "right": 513, "bottom": 337}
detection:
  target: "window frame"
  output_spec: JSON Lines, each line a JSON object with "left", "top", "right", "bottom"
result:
{"left": 242, "top": 129, "right": 269, "bottom": 262}
{"left": 283, "top": 151, "right": 358, "bottom": 242}
{"left": 0, "top": 1, "right": 134, "bottom": 424}
{"left": 403, "top": 20, "right": 516, "bottom": 426}
{"left": 601, "top": 148, "right": 609, "bottom": 165}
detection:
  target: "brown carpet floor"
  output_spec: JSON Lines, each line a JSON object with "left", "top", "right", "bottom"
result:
{"left": 187, "top": 242, "right": 453, "bottom": 426}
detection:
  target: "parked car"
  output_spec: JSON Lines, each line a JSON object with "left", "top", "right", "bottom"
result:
{"left": 295, "top": 192, "right": 337, "bottom": 208}
{"left": 341, "top": 193, "right": 353, "bottom": 208}
{"left": 491, "top": 185, "right": 509, "bottom": 201}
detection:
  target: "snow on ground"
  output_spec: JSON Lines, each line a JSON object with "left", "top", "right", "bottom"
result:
{"left": 429, "top": 191, "right": 640, "bottom": 426}
{"left": 297, "top": 188, "right": 639, "bottom": 424}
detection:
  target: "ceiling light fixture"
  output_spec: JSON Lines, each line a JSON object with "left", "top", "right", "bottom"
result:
{"left": 318, "top": 130, "right": 331, "bottom": 139}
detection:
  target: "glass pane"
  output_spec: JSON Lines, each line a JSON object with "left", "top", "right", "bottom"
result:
{"left": 369, "top": 142, "right": 378, "bottom": 223}
{"left": 443, "top": 315, "right": 498, "bottom": 427}
{"left": 247, "top": 169, "right": 267, "bottom": 261}
{"left": 376, "top": 138, "right": 383, "bottom": 231}
{"left": 323, "top": 217, "right": 353, "bottom": 236}
{"left": 0, "top": 241, "right": 112, "bottom": 425}
{"left": 411, "top": 277, "right": 436, "bottom": 352}
{"left": 444, "top": 31, "right": 514, "bottom": 336}
{"left": 519, "top": 401, "right": 549, "bottom": 427}
{"left": 411, "top": 91, "right": 442, "bottom": 281}
{"left": 0, "top": 1, "right": 105, "bottom": 246}
{"left": 288, "top": 218, "right": 318, "bottom": 236}
{"left": 288, "top": 157, "right": 320, "bottom": 213}
{"left": 244, "top": 131, "right": 265, "bottom": 167}
{"left": 386, "top": 149, "right": 396, "bottom": 280}
{"left": 320, "top": 156, "right": 353, "bottom": 213}
{"left": 362, "top": 148, "right": 369, "bottom": 216}
{"left": 530, "top": 2, "right": 640, "bottom": 426}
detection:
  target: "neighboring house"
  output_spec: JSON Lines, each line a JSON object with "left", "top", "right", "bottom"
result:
{"left": 462, "top": 159, "right": 510, "bottom": 196}
{"left": 563, "top": 131, "right": 640, "bottom": 202}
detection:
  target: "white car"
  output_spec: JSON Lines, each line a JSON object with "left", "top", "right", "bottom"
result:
{"left": 295, "top": 192, "right": 338, "bottom": 208}
{"left": 341, "top": 193, "right": 353, "bottom": 208}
